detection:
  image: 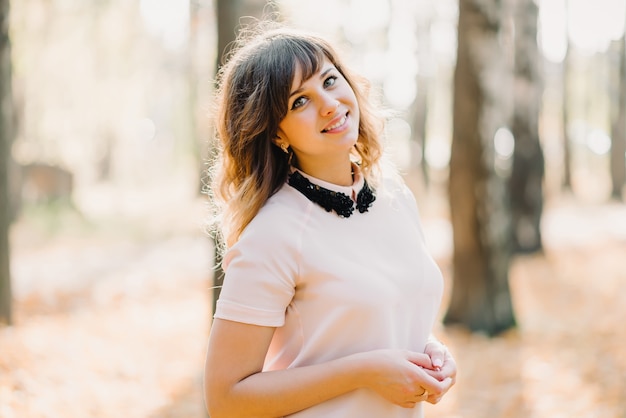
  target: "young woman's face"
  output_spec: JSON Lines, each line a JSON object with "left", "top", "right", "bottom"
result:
{"left": 277, "top": 58, "right": 360, "bottom": 171}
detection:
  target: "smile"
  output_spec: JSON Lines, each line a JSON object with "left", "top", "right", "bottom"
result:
{"left": 322, "top": 113, "right": 348, "bottom": 133}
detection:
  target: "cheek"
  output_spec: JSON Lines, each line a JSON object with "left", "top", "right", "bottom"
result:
{"left": 278, "top": 117, "right": 302, "bottom": 141}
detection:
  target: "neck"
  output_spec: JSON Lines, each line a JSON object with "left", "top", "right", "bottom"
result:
{"left": 287, "top": 169, "right": 376, "bottom": 218}
{"left": 295, "top": 159, "right": 354, "bottom": 187}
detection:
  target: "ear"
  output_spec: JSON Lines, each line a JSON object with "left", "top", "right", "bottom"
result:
{"left": 274, "top": 129, "right": 285, "bottom": 142}
{"left": 273, "top": 133, "right": 288, "bottom": 150}
{"left": 273, "top": 140, "right": 289, "bottom": 154}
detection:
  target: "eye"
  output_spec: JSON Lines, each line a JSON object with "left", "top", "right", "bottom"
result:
{"left": 291, "top": 96, "right": 307, "bottom": 110}
{"left": 324, "top": 75, "right": 338, "bottom": 88}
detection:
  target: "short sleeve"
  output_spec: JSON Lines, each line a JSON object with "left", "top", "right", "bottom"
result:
{"left": 214, "top": 201, "right": 302, "bottom": 327}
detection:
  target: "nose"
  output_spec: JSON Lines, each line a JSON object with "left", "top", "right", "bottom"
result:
{"left": 320, "top": 93, "right": 340, "bottom": 116}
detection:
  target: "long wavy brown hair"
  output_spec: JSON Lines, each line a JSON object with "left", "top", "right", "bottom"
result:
{"left": 209, "top": 25, "right": 384, "bottom": 248}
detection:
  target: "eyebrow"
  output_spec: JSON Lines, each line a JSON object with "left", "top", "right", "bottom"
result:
{"left": 289, "top": 66, "right": 335, "bottom": 99}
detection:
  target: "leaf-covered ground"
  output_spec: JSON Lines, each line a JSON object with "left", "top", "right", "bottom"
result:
{"left": 1, "top": 191, "right": 625, "bottom": 418}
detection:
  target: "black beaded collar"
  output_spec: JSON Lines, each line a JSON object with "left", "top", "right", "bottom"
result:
{"left": 287, "top": 170, "right": 376, "bottom": 218}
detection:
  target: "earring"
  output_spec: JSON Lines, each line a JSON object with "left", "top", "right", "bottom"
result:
{"left": 280, "top": 143, "right": 289, "bottom": 154}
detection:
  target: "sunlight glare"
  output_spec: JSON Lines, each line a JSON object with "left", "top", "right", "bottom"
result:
{"left": 586, "top": 129, "right": 612, "bottom": 155}
{"left": 279, "top": 0, "right": 346, "bottom": 34}
{"left": 425, "top": 137, "right": 450, "bottom": 169}
{"left": 538, "top": 0, "right": 567, "bottom": 63}
{"left": 136, "top": 118, "right": 156, "bottom": 143}
{"left": 539, "top": 0, "right": 625, "bottom": 60}
{"left": 384, "top": 77, "right": 417, "bottom": 109}
{"left": 430, "top": 21, "right": 457, "bottom": 64}
{"left": 567, "top": 0, "right": 626, "bottom": 54}
{"left": 494, "top": 127, "right": 515, "bottom": 159}
{"left": 383, "top": 48, "right": 419, "bottom": 109}
{"left": 494, "top": 127, "right": 514, "bottom": 177}
{"left": 139, "top": 0, "right": 189, "bottom": 50}
{"left": 385, "top": 118, "right": 412, "bottom": 170}
{"left": 343, "top": 0, "right": 390, "bottom": 44}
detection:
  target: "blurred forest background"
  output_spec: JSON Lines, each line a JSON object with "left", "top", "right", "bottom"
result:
{"left": 1, "top": 0, "right": 626, "bottom": 417}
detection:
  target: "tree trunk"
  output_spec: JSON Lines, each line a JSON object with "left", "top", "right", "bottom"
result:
{"left": 189, "top": 1, "right": 214, "bottom": 195}
{"left": 444, "top": 0, "right": 516, "bottom": 336}
{"left": 610, "top": 36, "right": 626, "bottom": 200}
{"left": 0, "top": 0, "right": 13, "bottom": 326}
{"left": 409, "top": 71, "right": 429, "bottom": 182}
{"left": 212, "top": 0, "right": 278, "bottom": 315}
{"left": 216, "top": 0, "right": 274, "bottom": 71}
{"left": 509, "top": 0, "right": 544, "bottom": 253}
{"left": 561, "top": 0, "right": 573, "bottom": 190}
{"left": 409, "top": 13, "right": 431, "bottom": 184}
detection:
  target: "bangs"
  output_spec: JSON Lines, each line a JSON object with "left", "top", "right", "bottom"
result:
{"left": 265, "top": 36, "right": 330, "bottom": 113}
{"left": 221, "top": 29, "right": 342, "bottom": 140}
{"left": 288, "top": 38, "right": 327, "bottom": 82}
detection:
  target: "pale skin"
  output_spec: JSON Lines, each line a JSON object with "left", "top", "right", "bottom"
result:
{"left": 205, "top": 60, "right": 457, "bottom": 417}
{"left": 204, "top": 319, "right": 456, "bottom": 417}
{"left": 275, "top": 59, "right": 360, "bottom": 186}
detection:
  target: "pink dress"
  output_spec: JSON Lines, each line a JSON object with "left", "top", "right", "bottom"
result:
{"left": 215, "top": 168, "right": 444, "bottom": 418}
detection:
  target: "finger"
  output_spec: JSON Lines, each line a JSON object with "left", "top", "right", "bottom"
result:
{"left": 424, "top": 341, "right": 446, "bottom": 370}
{"left": 426, "top": 393, "right": 443, "bottom": 405}
{"left": 421, "top": 376, "right": 454, "bottom": 398}
{"left": 415, "top": 387, "right": 429, "bottom": 402}
{"left": 422, "top": 366, "right": 446, "bottom": 381}
{"left": 405, "top": 387, "right": 429, "bottom": 405}
{"left": 406, "top": 351, "right": 433, "bottom": 369}
{"left": 438, "top": 353, "right": 458, "bottom": 380}
{"left": 424, "top": 357, "right": 456, "bottom": 381}
{"left": 401, "top": 401, "right": 418, "bottom": 409}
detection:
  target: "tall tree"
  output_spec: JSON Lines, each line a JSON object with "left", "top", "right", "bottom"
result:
{"left": 509, "top": 0, "right": 544, "bottom": 253}
{"left": 189, "top": 0, "right": 214, "bottom": 195}
{"left": 444, "top": 0, "right": 516, "bottom": 335}
{"left": 561, "top": 0, "right": 573, "bottom": 190}
{"left": 211, "top": 0, "right": 278, "bottom": 315}
{"left": 610, "top": 35, "right": 626, "bottom": 201}
{"left": 0, "top": 0, "right": 13, "bottom": 326}
{"left": 405, "top": 1, "right": 433, "bottom": 184}
{"left": 216, "top": 0, "right": 275, "bottom": 71}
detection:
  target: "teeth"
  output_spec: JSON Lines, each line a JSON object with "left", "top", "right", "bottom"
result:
{"left": 324, "top": 115, "right": 347, "bottom": 132}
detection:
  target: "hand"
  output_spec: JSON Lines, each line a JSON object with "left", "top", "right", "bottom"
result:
{"left": 360, "top": 349, "right": 454, "bottom": 409}
{"left": 422, "top": 340, "right": 457, "bottom": 404}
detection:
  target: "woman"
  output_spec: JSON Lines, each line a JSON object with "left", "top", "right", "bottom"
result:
{"left": 204, "top": 24, "right": 456, "bottom": 418}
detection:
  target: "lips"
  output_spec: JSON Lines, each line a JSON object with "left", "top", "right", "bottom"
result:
{"left": 322, "top": 112, "right": 348, "bottom": 133}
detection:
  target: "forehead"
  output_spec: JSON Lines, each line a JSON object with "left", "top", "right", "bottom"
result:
{"left": 290, "top": 58, "right": 334, "bottom": 89}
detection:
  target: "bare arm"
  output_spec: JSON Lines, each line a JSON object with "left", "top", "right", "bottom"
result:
{"left": 204, "top": 319, "right": 454, "bottom": 417}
